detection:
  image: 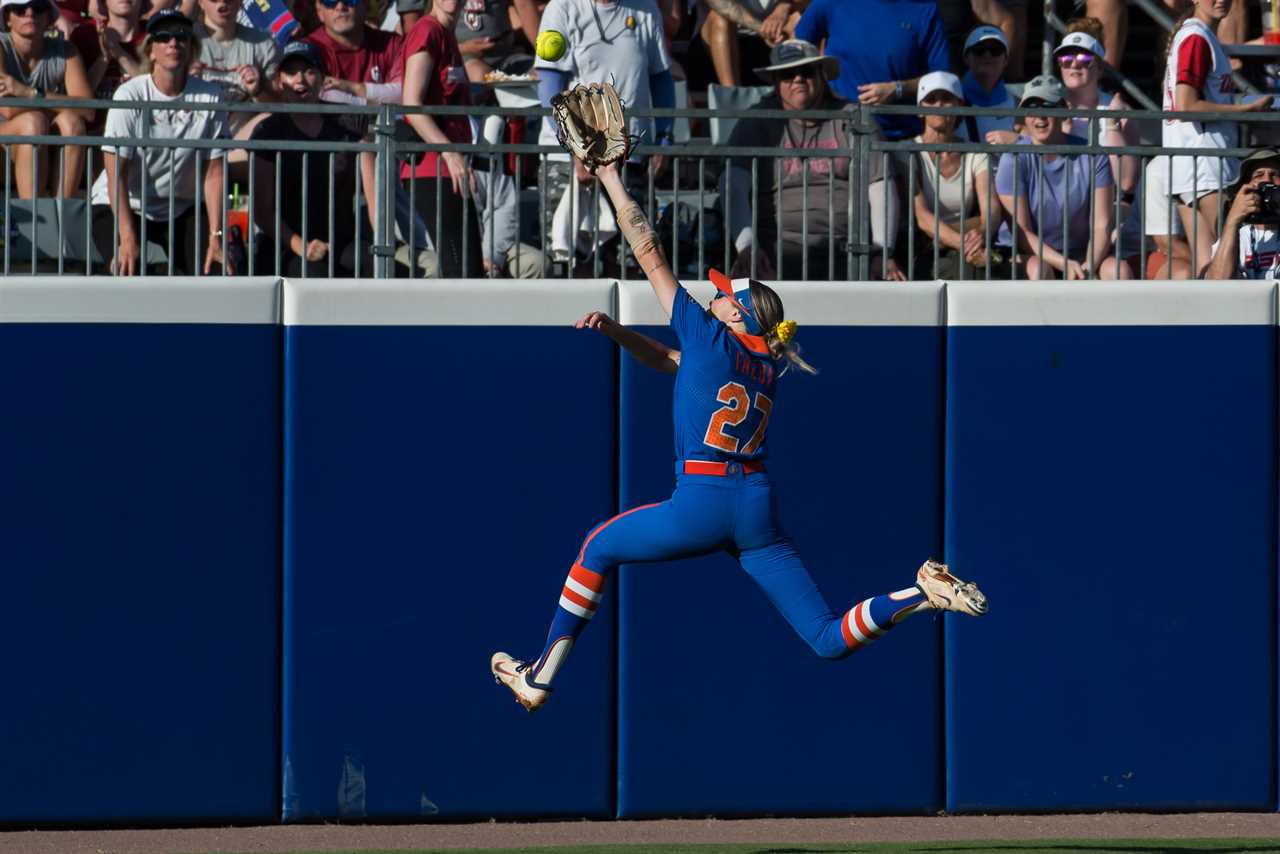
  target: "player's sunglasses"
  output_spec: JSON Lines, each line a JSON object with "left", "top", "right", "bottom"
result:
{"left": 318, "top": 0, "right": 362, "bottom": 9}
{"left": 1021, "top": 98, "right": 1064, "bottom": 110}
{"left": 1057, "top": 52, "right": 1096, "bottom": 68}
{"left": 966, "top": 43, "right": 1005, "bottom": 58}
{"left": 151, "top": 30, "right": 191, "bottom": 43}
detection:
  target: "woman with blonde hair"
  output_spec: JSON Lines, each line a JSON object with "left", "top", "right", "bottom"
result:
{"left": 490, "top": 114, "right": 988, "bottom": 714}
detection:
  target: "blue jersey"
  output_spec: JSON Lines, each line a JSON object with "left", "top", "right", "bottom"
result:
{"left": 670, "top": 285, "right": 779, "bottom": 464}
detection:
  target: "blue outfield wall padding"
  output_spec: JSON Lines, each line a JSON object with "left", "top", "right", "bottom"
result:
{"left": 615, "top": 281, "right": 947, "bottom": 818}
{"left": 0, "top": 277, "right": 282, "bottom": 825}
{"left": 945, "top": 281, "right": 1278, "bottom": 813}
{"left": 282, "top": 280, "right": 618, "bottom": 821}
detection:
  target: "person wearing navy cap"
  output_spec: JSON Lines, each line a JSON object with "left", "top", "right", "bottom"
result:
{"left": 88, "top": 6, "right": 236, "bottom": 276}
{"left": 248, "top": 39, "right": 405, "bottom": 277}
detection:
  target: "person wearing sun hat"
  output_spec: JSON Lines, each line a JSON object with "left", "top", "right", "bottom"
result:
{"left": 720, "top": 38, "right": 904, "bottom": 281}
{"left": 905, "top": 70, "right": 1003, "bottom": 279}
{"left": 993, "top": 74, "right": 1130, "bottom": 280}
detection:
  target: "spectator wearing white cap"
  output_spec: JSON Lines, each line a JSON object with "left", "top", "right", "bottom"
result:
{"left": 720, "top": 39, "right": 903, "bottom": 281}
{"left": 0, "top": 0, "right": 93, "bottom": 199}
{"left": 995, "top": 74, "right": 1128, "bottom": 280}
{"left": 959, "top": 24, "right": 1016, "bottom": 145}
{"left": 1057, "top": 22, "right": 1142, "bottom": 270}
{"left": 904, "top": 70, "right": 1002, "bottom": 279}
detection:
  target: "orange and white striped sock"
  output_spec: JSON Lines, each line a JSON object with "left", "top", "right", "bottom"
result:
{"left": 839, "top": 587, "right": 928, "bottom": 652}
{"left": 529, "top": 563, "right": 606, "bottom": 687}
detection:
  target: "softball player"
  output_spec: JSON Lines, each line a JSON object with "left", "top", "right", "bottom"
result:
{"left": 491, "top": 159, "right": 987, "bottom": 713}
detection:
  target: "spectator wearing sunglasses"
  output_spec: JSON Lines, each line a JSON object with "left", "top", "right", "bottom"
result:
{"left": 0, "top": 0, "right": 93, "bottom": 199}
{"left": 303, "top": 0, "right": 403, "bottom": 107}
{"left": 720, "top": 40, "right": 904, "bottom": 281}
{"left": 958, "top": 24, "right": 1016, "bottom": 145}
{"left": 794, "top": 0, "right": 950, "bottom": 140}
{"left": 89, "top": 10, "right": 235, "bottom": 276}
{"left": 995, "top": 74, "right": 1128, "bottom": 280}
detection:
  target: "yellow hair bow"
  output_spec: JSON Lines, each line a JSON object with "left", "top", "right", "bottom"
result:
{"left": 774, "top": 320, "right": 798, "bottom": 345}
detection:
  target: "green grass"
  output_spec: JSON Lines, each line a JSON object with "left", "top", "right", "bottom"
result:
{"left": 196, "top": 839, "right": 1280, "bottom": 854}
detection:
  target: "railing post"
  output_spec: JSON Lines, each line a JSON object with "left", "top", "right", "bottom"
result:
{"left": 374, "top": 103, "right": 394, "bottom": 279}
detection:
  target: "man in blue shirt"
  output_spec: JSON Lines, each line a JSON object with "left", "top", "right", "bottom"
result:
{"left": 794, "top": 0, "right": 949, "bottom": 140}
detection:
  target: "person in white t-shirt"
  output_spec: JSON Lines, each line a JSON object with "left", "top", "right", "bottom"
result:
{"left": 1162, "top": 0, "right": 1271, "bottom": 274}
{"left": 89, "top": 10, "right": 234, "bottom": 276}
{"left": 907, "top": 70, "right": 1002, "bottom": 279}
{"left": 1205, "top": 148, "right": 1280, "bottom": 279}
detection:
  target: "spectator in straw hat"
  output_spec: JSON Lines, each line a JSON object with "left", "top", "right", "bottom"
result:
{"left": 721, "top": 39, "right": 904, "bottom": 281}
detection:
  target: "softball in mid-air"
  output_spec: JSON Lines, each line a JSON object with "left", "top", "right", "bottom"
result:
{"left": 536, "top": 29, "right": 568, "bottom": 62}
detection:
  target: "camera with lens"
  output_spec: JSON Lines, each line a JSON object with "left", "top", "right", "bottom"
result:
{"left": 1246, "top": 182, "right": 1280, "bottom": 223}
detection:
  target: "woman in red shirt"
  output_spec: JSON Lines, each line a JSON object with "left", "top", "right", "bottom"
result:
{"left": 400, "top": 0, "right": 484, "bottom": 277}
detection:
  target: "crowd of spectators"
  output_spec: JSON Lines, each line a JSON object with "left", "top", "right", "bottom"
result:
{"left": 0, "top": 0, "right": 1278, "bottom": 280}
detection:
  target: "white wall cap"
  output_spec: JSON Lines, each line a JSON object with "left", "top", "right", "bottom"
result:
{"left": 617, "top": 280, "right": 945, "bottom": 326}
{"left": 284, "top": 279, "right": 616, "bottom": 326}
{"left": 0, "top": 277, "right": 281, "bottom": 324}
{"left": 946, "top": 281, "right": 1277, "bottom": 326}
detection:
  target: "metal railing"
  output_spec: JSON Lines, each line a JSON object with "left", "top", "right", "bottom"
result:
{"left": 0, "top": 96, "right": 1273, "bottom": 281}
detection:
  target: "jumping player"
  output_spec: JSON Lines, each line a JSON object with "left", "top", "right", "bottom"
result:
{"left": 491, "top": 156, "right": 988, "bottom": 713}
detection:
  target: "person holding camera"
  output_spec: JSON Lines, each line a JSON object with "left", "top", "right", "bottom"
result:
{"left": 1204, "top": 149, "right": 1280, "bottom": 280}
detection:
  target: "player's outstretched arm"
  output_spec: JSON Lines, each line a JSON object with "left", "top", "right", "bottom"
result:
{"left": 575, "top": 310, "right": 680, "bottom": 374}
{"left": 596, "top": 162, "right": 679, "bottom": 320}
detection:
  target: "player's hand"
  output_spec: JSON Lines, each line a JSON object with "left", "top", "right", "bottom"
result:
{"left": 322, "top": 75, "right": 357, "bottom": 95}
{"left": 0, "top": 72, "right": 35, "bottom": 99}
{"left": 1242, "top": 95, "right": 1275, "bottom": 112}
{"left": 858, "top": 81, "right": 897, "bottom": 105}
{"left": 574, "top": 310, "right": 615, "bottom": 331}
{"left": 304, "top": 239, "right": 329, "bottom": 262}
{"left": 882, "top": 257, "right": 907, "bottom": 281}
{"left": 1065, "top": 258, "right": 1087, "bottom": 280}
{"left": 573, "top": 156, "right": 596, "bottom": 183}
{"left": 113, "top": 231, "right": 141, "bottom": 276}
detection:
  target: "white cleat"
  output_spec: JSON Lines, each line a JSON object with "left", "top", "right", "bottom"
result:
{"left": 916, "top": 559, "right": 988, "bottom": 617}
{"left": 490, "top": 651, "right": 549, "bottom": 712}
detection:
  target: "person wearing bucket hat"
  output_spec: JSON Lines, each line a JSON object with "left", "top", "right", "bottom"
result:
{"left": 1205, "top": 148, "right": 1280, "bottom": 279}
{"left": 794, "top": 0, "right": 949, "bottom": 140}
{"left": 905, "top": 70, "right": 1004, "bottom": 279}
{"left": 490, "top": 146, "right": 988, "bottom": 714}
{"left": 1162, "top": 0, "right": 1273, "bottom": 275}
{"left": 721, "top": 38, "right": 903, "bottom": 281}
{"left": 994, "top": 73, "right": 1131, "bottom": 280}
